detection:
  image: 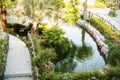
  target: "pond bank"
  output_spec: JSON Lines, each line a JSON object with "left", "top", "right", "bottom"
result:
{"left": 77, "top": 20, "right": 109, "bottom": 56}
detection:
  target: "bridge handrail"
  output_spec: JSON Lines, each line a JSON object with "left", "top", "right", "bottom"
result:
{"left": 28, "top": 32, "right": 36, "bottom": 57}
{"left": 28, "top": 32, "right": 39, "bottom": 80}
{"left": 88, "top": 11, "right": 120, "bottom": 35}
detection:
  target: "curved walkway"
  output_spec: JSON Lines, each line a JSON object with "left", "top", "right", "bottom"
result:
{"left": 4, "top": 34, "right": 33, "bottom": 80}
{"left": 88, "top": 8, "right": 120, "bottom": 32}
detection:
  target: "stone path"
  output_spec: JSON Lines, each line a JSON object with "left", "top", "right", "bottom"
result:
{"left": 4, "top": 34, "right": 33, "bottom": 80}
{"left": 89, "top": 8, "right": 120, "bottom": 32}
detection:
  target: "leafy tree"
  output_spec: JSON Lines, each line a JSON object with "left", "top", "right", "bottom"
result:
{"left": 23, "top": 0, "right": 79, "bottom": 25}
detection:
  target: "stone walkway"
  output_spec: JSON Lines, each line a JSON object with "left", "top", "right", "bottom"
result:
{"left": 4, "top": 34, "right": 33, "bottom": 80}
{"left": 89, "top": 8, "right": 120, "bottom": 32}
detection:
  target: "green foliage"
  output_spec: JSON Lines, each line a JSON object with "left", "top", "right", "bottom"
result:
{"left": 31, "top": 23, "right": 70, "bottom": 76}
{"left": 6, "top": 23, "right": 31, "bottom": 37}
{"left": 76, "top": 45, "right": 92, "bottom": 61}
{"left": 109, "top": 10, "right": 117, "bottom": 17}
{"left": 63, "top": 2, "right": 80, "bottom": 24}
{"left": 53, "top": 0, "right": 65, "bottom": 9}
{"left": 31, "top": 33, "right": 56, "bottom": 74}
{"left": 39, "top": 66, "right": 120, "bottom": 80}
{"left": 96, "top": 0, "right": 105, "bottom": 3}
{"left": 0, "top": 0, "right": 14, "bottom": 7}
{"left": 89, "top": 17, "right": 118, "bottom": 37}
{"left": 89, "top": 17, "right": 120, "bottom": 66}
{"left": 38, "top": 23, "right": 70, "bottom": 55}
{"left": 40, "top": 70, "right": 54, "bottom": 80}
{"left": 108, "top": 44, "right": 120, "bottom": 66}
{"left": 0, "top": 39, "right": 6, "bottom": 77}
{"left": 94, "top": 0, "right": 106, "bottom": 8}
{"left": 105, "top": 66, "right": 120, "bottom": 80}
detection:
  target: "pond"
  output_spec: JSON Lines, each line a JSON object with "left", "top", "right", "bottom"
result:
{"left": 55, "top": 23, "right": 105, "bottom": 73}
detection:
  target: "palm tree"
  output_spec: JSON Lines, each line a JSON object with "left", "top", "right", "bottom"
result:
{"left": 24, "top": 0, "right": 65, "bottom": 26}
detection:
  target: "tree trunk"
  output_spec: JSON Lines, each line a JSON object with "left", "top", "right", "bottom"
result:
{"left": 83, "top": 0, "right": 88, "bottom": 19}
{"left": 1, "top": 5, "right": 7, "bottom": 31}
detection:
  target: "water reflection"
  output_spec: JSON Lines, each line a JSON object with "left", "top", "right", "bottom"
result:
{"left": 76, "top": 28, "right": 92, "bottom": 61}
{"left": 55, "top": 23, "right": 105, "bottom": 73}
{"left": 55, "top": 42, "right": 92, "bottom": 73}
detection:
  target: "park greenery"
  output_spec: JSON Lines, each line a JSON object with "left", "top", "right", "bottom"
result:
{"left": 0, "top": 33, "right": 8, "bottom": 79}
{"left": 0, "top": 0, "right": 120, "bottom": 79}
{"left": 88, "top": 17, "right": 120, "bottom": 65}
{"left": 0, "top": 39, "right": 5, "bottom": 77}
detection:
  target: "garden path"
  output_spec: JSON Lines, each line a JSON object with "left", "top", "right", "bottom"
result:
{"left": 4, "top": 34, "right": 33, "bottom": 80}
{"left": 89, "top": 8, "right": 120, "bottom": 32}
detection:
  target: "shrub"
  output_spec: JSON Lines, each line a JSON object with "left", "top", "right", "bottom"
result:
{"left": 109, "top": 10, "right": 117, "bottom": 17}
{"left": 0, "top": 40, "right": 6, "bottom": 78}
{"left": 94, "top": 0, "right": 106, "bottom": 8}
{"left": 38, "top": 23, "right": 70, "bottom": 55}
{"left": 105, "top": 66, "right": 120, "bottom": 80}
{"left": 6, "top": 23, "right": 31, "bottom": 36}
{"left": 108, "top": 44, "right": 120, "bottom": 66}
{"left": 89, "top": 17, "right": 120, "bottom": 40}
{"left": 31, "top": 34, "right": 56, "bottom": 74}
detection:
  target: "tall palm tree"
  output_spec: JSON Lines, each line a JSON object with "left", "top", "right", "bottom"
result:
{"left": 24, "top": 0, "right": 65, "bottom": 25}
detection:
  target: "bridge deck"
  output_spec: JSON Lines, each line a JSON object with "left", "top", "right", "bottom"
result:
{"left": 4, "top": 34, "right": 33, "bottom": 80}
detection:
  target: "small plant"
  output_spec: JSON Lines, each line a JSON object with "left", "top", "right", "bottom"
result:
{"left": 109, "top": 6, "right": 118, "bottom": 17}
{"left": 109, "top": 10, "right": 117, "bottom": 17}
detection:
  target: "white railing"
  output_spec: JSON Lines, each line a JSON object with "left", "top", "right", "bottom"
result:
{"left": 28, "top": 32, "right": 39, "bottom": 80}
{"left": 88, "top": 11, "right": 120, "bottom": 35}
{"left": 28, "top": 32, "right": 36, "bottom": 57}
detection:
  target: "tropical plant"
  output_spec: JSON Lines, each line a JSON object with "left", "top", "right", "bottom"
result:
{"left": 23, "top": 0, "right": 80, "bottom": 25}
{"left": 24, "top": 0, "right": 65, "bottom": 24}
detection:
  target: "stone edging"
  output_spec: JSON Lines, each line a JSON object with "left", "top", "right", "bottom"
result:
{"left": 4, "top": 73, "right": 33, "bottom": 78}
{"left": 77, "top": 20, "right": 109, "bottom": 56}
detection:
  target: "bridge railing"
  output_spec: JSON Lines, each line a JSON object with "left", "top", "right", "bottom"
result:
{"left": 88, "top": 11, "right": 120, "bottom": 35}
{"left": 28, "top": 32, "right": 36, "bottom": 57}
{"left": 28, "top": 32, "right": 39, "bottom": 80}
